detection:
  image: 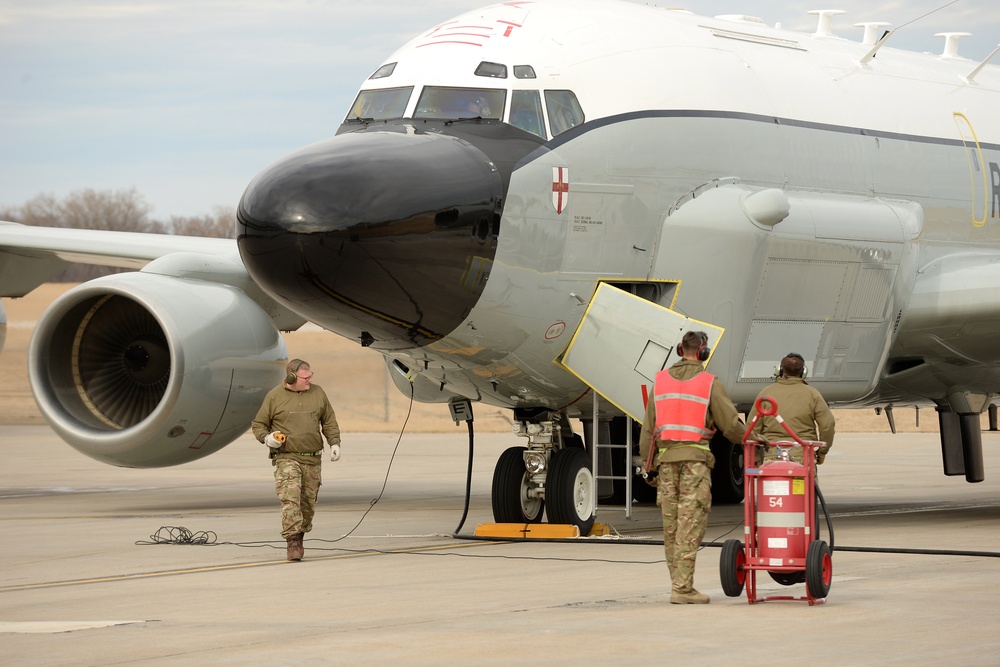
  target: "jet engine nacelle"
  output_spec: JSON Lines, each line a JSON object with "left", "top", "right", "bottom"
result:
{"left": 28, "top": 273, "right": 287, "bottom": 467}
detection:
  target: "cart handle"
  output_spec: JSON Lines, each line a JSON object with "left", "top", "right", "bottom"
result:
{"left": 741, "top": 395, "right": 822, "bottom": 449}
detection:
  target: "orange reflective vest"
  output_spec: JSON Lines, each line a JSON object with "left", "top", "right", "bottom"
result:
{"left": 653, "top": 370, "right": 716, "bottom": 443}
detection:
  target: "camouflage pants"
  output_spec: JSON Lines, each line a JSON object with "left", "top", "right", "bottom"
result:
{"left": 658, "top": 460, "right": 712, "bottom": 594}
{"left": 274, "top": 458, "right": 322, "bottom": 539}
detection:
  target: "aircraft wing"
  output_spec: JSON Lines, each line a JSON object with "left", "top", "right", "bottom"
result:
{"left": 0, "top": 221, "right": 237, "bottom": 297}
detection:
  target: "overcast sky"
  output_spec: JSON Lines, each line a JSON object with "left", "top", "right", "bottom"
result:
{"left": 1, "top": 0, "right": 998, "bottom": 220}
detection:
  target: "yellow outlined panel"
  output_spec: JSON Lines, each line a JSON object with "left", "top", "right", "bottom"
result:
{"left": 560, "top": 282, "right": 724, "bottom": 420}
{"left": 954, "top": 112, "right": 988, "bottom": 227}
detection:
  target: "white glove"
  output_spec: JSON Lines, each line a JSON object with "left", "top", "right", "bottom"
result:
{"left": 329, "top": 443, "right": 341, "bottom": 462}
{"left": 264, "top": 432, "right": 284, "bottom": 449}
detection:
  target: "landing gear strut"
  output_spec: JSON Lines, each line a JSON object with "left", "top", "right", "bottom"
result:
{"left": 490, "top": 417, "right": 596, "bottom": 534}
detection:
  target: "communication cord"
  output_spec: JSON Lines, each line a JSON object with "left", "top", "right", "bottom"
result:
{"left": 139, "top": 378, "right": 415, "bottom": 549}
{"left": 319, "top": 379, "right": 415, "bottom": 544}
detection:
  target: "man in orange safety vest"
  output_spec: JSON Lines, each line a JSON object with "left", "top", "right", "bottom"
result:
{"left": 638, "top": 331, "right": 746, "bottom": 604}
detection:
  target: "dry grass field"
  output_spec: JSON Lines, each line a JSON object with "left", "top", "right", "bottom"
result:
{"left": 1, "top": 283, "right": 944, "bottom": 434}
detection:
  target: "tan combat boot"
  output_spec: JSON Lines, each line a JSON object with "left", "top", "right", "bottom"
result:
{"left": 670, "top": 589, "right": 710, "bottom": 604}
{"left": 286, "top": 534, "right": 303, "bottom": 561}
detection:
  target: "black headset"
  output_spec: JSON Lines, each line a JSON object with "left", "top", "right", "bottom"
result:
{"left": 676, "top": 332, "right": 711, "bottom": 362}
{"left": 286, "top": 359, "right": 306, "bottom": 385}
{"left": 776, "top": 352, "right": 808, "bottom": 378}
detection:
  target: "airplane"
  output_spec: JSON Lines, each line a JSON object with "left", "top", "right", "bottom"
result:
{"left": 2, "top": 0, "right": 1000, "bottom": 536}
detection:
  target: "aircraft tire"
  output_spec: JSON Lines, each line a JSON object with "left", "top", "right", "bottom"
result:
{"left": 491, "top": 446, "right": 544, "bottom": 523}
{"left": 710, "top": 432, "right": 744, "bottom": 505}
{"left": 546, "top": 447, "right": 596, "bottom": 535}
{"left": 720, "top": 539, "right": 746, "bottom": 597}
{"left": 806, "top": 540, "right": 832, "bottom": 599}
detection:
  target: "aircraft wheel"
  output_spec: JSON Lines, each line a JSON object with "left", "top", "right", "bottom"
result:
{"left": 710, "top": 431, "right": 744, "bottom": 505}
{"left": 492, "top": 446, "right": 544, "bottom": 523}
{"left": 720, "top": 539, "right": 746, "bottom": 597}
{"left": 547, "top": 447, "right": 596, "bottom": 535}
{"left": 806, "top": 540, "right": 832, "bottom": 599}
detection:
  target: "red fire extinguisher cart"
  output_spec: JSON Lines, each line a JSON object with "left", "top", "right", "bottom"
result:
{"left": 720, "top": 395, "right": 832, "bottom": 605}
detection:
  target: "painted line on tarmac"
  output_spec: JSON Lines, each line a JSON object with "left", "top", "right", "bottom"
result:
{"left": 0, "top": 541, "right": 495, "bottom": 593}
{"left": 0, "top": 620, "right": 146, "bottom": 634}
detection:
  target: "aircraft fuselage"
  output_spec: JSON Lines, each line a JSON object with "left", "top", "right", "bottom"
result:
{"left": 238, "top": 0, "right": 1000, "bottom": 423}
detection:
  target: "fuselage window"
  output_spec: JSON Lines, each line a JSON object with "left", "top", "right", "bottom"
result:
{"left": 413, "top": 87, "right": 505, "bottom": 120}
{"left": 545, "top": 90, "right": 585, "bottom": 136}
{"left": 347, "top": 87, "right": 413, "bottom": 121}
{"left": 509, "top": 90, "right": 545, "bottom": 139}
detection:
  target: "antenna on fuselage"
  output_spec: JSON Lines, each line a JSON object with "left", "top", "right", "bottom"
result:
{"left": 936, "top": 31, "right": 972, "bottom": 58}
{"left": 857, "top": 27, "right": 895, "bottom": 64}
{"left": 964, "top": 45, "right": 1000, "bottom": 83}
{"left": 855, "top": 21, "right": 892, "bottom": 46}
{"left": 808, "top": 9, "right": 846, "bottom": 38}
{"left": 853, "top": 0, "right": 962, "bottom": 65}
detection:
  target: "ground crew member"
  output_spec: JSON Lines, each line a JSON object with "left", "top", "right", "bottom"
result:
{"left": 637, "top": 331, "right": 746, "bottom": 604}
{"left": 252, "top": 359, "right": 341, "bottom": 561}
{"left": 748, "top": 352, "right": 835, "bottom": 465}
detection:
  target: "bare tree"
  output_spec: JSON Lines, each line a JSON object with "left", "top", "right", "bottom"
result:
{"left": 14, "top": 188, "right": 160, "bottom": 281}
{"left": 6, "top": 189, "right": 235, "bottom": 281}
{"left": 61, "top": 187, "right": 161, "bottom": 233}
{"left": 170, "top": 205, "right": 236, "bottom": 238}
{"left": 16, "top": 193, "right": 61, "bottom": 227}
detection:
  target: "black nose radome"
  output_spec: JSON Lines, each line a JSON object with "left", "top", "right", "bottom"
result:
{"left": 237, "top": 125, "right": 503, "bottom": 349}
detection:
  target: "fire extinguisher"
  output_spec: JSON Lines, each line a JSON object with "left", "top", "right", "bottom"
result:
{"left": 756, "top": 451, "right": 809, "bottom": 568}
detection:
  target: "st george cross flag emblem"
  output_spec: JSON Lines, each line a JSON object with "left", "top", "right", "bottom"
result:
{"left": 552, "top": 166, "right": 569, "bottom": 214}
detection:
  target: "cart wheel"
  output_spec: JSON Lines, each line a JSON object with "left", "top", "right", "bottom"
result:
{"left": 806, "top": 540, "right": 832, "bottom": 599}
{"left": 720, "top": 539, "right": 746, "bottom": 597}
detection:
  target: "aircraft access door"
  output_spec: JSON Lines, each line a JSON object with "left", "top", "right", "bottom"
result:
{"left": 561, "top": 282, "right": 724, "bottom": 420}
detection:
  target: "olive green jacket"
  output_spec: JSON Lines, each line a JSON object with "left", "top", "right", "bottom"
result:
{"left": 252, "top": 384, "right": 341, "bottom": 459}
{"left": 748, "top": 376, "right": 835, "bottom": 456}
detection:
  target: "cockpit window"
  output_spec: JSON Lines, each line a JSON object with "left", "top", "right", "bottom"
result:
{"left": 545, "top": 90, "right": 585, "bottom": 136}
{"left": 513, "top": 65, "right": 536, "bottom": 79}
{"left": 475, "top": 61, "right": 507, "bottom": 78}
{"left": 369, "top": 63, "right": 396, "bottom": 80}
{"left": 509, "top": 90, "right": 545, "bottom": 138}
{"left": 346, "top": 87, "right": 413, "bottom": 121}
{"left": 414, "top": 87, "right": 505, "bottom": 120}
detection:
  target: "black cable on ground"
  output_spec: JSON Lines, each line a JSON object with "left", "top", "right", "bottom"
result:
{"left": 136, "top": 526, "right": 218, "bottom": 545}
{"left": 453, "top": 530, "right": 1000, "bottom": 558}
{"left": 453, "top": 416, "right": 475, "bottom": 536}
{"left": 317, "top": 380, "right": 414, "bottom": 545}
{"left": 137, "top": 381, "right": 416, "bottom": 550}
{"left": 137, "top": 521, "right": 1000, "bottom": 560}
{"left": 816, "top": 482, "right": 835, "bottom": 550}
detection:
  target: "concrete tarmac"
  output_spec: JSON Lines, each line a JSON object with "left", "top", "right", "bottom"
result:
{"left": 2, "top": 426, "right": 999, "bottom": 666}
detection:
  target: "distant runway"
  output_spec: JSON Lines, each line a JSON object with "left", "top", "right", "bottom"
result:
{"left": 2, "top": 427, "right": 999, "bottom": 665}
